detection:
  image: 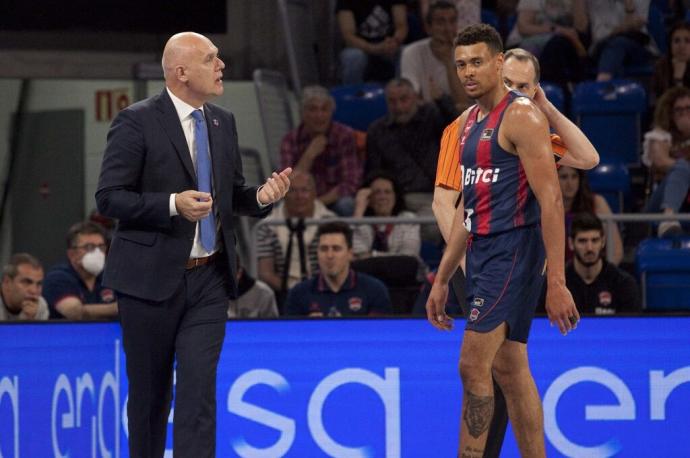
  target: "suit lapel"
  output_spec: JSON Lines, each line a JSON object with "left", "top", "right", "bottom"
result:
{"left": 204, "top": 104, "right": 228, "bottom": 189}
{"left": 156, "top": 90, "right": 196, "bottom": 183}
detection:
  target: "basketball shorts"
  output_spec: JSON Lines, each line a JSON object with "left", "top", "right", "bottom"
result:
{"left": 465, "top": 224, "right": 546, "bottom": 343}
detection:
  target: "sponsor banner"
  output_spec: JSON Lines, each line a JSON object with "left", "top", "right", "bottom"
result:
{"left": 0, "top": 318, "right": 688, "bottom": 457}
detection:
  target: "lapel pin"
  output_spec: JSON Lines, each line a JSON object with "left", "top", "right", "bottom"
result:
{"left": 212, "top": 119, "right": 219, "bottom": 127}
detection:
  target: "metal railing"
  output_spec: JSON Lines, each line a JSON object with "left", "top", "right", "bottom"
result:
{"left": 598, "top": 213, "right": 690, "bottom": 261}
{"left": 247, "top": 213, "right": 690, "bottom": 277}
{"left": 248, "top": 216, "right": 436, "bottom": 277}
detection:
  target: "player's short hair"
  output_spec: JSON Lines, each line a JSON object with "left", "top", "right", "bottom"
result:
{"left": 425, "top": 0, "right": 457, "bottom": 24}
{"left": 454, "top": 23, "right": 504, "bottom": 54}
{"left": 316, "top": 221, "right": 353, "bottom": 249}
{"left": 570, "top": 212, "right": 604, "bottom": 239}
{"left": 504, "top": 48, "right": 541, "bottom": 83}
{"left": 3, "top": 253, "right": 42, "bottom": 279}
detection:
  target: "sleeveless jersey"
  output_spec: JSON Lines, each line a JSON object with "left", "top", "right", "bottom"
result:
{"left": 459, "top": 91, "right": 539, "bottom": 235}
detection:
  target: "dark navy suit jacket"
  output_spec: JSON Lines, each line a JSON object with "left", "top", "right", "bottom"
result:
{"left": 96, "top": 89, "right": 270, "bottom": 301}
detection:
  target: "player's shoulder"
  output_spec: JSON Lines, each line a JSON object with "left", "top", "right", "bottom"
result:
{"left": 504, "top": 95, "right": 547, "bottom": 126}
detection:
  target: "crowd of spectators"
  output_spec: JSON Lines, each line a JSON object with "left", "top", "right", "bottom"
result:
{"left": 6, "top": 0, "right": 690, "bottom": 322}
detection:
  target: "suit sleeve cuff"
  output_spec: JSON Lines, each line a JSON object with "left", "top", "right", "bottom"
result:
{"left": 169, "top": 193, "right": 179, "bottom": 216}
{"left": 256, "top": 186, "right": 270, "bottom": 208}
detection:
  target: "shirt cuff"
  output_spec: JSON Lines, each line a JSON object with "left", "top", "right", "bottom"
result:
{"left": 169, "top": 193, "right": 179, "bottom": 216}
{"left": 256, "top": 186, "right": 270, "bottom": 208}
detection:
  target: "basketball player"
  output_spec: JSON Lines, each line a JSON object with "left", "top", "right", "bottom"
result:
{"left": 425, "top": 24, "right": 579, "bottom": 458}
{"left": 431, "top": 47, "right": 598, "bottom": 458}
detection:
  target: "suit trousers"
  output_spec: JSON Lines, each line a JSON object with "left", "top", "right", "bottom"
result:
{"left": 119, "top": 260, "right": 229, "bottom": 458}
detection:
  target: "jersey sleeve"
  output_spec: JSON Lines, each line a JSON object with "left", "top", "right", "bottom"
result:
{"left": 551, "top": 133, "right": 569, "bottom": 164}
{"left": 435, "top": 117, "right": 462, "bottom": 190}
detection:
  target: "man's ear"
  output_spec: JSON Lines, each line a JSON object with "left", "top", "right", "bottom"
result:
{"left": 175, "top": 65, "right": 188, "bottom": 82}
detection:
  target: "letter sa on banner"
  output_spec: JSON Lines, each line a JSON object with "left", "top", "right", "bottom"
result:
{"left": 95, "top": 89, "right": 130, "bottom": 122}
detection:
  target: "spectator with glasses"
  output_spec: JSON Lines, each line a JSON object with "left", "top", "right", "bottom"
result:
{"left": 43, "top": 221, "right": 118, "bottom": 320}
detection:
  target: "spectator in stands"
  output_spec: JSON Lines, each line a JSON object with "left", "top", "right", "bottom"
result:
{"left": 565, "top": 212, "right": 641, "bottom": 314}
{"left": 366, "top": 78, "right": 456, "bottom": 230}
{"left": 586, "top": 0, "right": 657, "bottom": 81}
{"left": 43, "top": 222, "right": 118, "bottom": 320}
{"left": 0, "top": 253, "right": 49, "bottom": 321}
{"left": 257, "top": 171, "right": 335, "bottom": 307}
{"left": 559, "top": 166, "right": 624, "bottom": 264}
{"left": 336, "top": 0, "right": 408, "bottom": 84}
{"left": 285, "top": 221, "right": 392, "bottom": 317}
{"left": 419, "top": 0, "right": 480, "bottom": 32}
{"left": 505, "top": 0, "right": 588, "bottom": 86}
{"left": 280, "top": 86, "right": 361, "bottom": 216}
{"left": 227, "top": 259, "right": 278, "bottom": 319}
{"left": 401, "top": 1, "right": 471, "bottom": 109}
{"left": 651, "top": 22, "right": 690, "bottom": 101}
{"left": 352, "top": 170, "right": 421, "bottom": 258}
{"left": 643, "top": 86, "right": 690, "bottom": 236}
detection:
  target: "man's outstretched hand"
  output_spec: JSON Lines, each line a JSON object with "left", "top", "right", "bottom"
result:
{"left": 258, "top": 167, "right": 292, "bottom": 205}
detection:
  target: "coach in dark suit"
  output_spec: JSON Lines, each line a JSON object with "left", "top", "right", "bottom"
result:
{"left": 96, "top": 32, "right": 291, "bottom": 458}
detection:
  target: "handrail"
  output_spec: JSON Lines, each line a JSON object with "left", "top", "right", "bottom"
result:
{"left": 597, "top": 214, "right": 690, "bottom": 262}
{"left": 247, "top": 214, "right": 690, "bottom": 277}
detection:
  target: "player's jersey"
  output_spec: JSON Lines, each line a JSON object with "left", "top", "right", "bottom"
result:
{"left": 435, "top": 113, "right": 566, "bottom": 191}
{"left": 459, "top": 91, "right": 539, "bottom": 235}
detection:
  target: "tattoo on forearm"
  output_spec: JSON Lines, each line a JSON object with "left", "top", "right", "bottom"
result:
{"left": 460, "top": 446, "right": 484, "bottom": 458}
{"left": 463, "top": 390, "right": 494, "bottom": 439}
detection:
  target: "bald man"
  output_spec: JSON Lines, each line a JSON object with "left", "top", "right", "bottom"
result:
{"left": 97, "top": 32, "right": 291, "bottom": 457}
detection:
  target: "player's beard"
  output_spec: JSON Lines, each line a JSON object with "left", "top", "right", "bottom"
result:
{"left": 574, "top": 249, "right": 602, "bottom": 268}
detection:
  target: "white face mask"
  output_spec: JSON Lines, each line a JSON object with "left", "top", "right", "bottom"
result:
{"left": 81, "top": 249, "right": 105, "bottom": 276}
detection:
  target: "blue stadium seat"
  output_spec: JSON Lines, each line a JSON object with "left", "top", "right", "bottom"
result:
{"left": 481, "top": 9, "right": 498, "bottom": 29}
{"left": 572, "top": 80, "right": 647, "bottom": 165}
{"left": 330, "top": 83, "right": 388, "bottom": 132}
{"left": 541, "top": 82, "right": 565, "bottom": 113}
{"left": 636, "top": 237, "right": 690, "bottom": 310}
{"left": 587, "top": 162, "right": 630, "bottom": 212}
{"left": 647, "top": 3, "right": 667, "bottom": 54}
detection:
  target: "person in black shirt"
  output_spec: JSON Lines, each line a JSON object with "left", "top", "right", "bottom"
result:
{"left": 336, "top": 0, "right": 408, "bottom": 84}
{"left": 566, "top": 212, "right": 641, "bottom": 315}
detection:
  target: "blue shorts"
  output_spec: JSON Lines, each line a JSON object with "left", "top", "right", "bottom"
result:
{"left": 465, "top": 225, "right": 546, "bottom": 343}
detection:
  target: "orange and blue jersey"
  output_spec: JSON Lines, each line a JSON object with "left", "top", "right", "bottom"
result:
{"left": 435, "top": 101, "right": 567, "bottom": 195}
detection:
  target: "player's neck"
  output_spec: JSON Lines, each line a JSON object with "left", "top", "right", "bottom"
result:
{"left": 574, "top": 258, "right": 603, "bottom": 284}
{"left": 476, "top": 86, "right": 509, "bottom": 119}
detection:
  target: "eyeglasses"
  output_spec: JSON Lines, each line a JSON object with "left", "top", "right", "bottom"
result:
{"left": 71, "top": 243, "right": 107, "bottom": 252}
{"left": 673, "top": 105, "right": 690, "bottom": 116}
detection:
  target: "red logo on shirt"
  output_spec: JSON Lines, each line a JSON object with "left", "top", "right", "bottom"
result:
{"left": 348, "top": 297, "right": 362, "bottom": 312}
{"left": 101, "top": 288, "right": 116, "bottom": 303}
{"left": 309, "top": 302, "right": 321, "bottom": 313}
{"left": 598, "top": 291, "right": 612, "bottom": 307}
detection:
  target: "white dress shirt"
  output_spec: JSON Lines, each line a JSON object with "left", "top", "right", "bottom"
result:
{"left": 166, "top": 88, "right": 217, "bottom": 258}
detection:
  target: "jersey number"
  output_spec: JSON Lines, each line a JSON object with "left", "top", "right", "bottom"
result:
{"left": 464, "top": 208, "right": 474, "bottom": 232}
